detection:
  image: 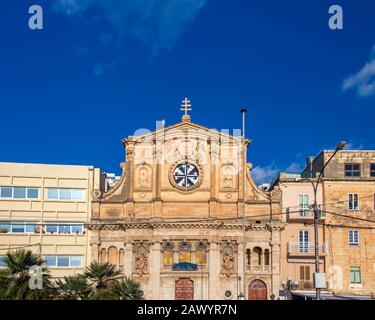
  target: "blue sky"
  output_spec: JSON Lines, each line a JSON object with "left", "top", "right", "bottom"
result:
{"left": 1, "top": 0, "right": 374, "bottom": 183}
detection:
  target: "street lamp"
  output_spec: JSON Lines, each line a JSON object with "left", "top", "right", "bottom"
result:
{"left": 299, "top": 141, "right": 346, "bottom": 300}
{"left": 281, "top": 277, "right": 299, "bottom": 300}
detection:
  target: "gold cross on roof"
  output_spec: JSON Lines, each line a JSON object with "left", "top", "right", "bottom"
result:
{"left": 180, "top": 97, "right": 192, "bottom": 116}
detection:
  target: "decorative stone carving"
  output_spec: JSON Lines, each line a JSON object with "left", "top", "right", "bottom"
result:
{"left": 222, "top": 244, "right": 235, "bottom": 276}
{"left": 134, "top": 243, "right": 149, "bottom": 276}
{"left": 135, "top": 253, "right": 148, "bottom": 276}
{"left": 92, "top": 189, "right": 102, "bottom": 200}
{"left": 222, "top": 254, "right": 235, "bottom": 277}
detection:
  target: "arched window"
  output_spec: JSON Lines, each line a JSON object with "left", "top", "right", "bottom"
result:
{"left": 196, "top": 242, "right": 207, "bottom": 265}
{"left": 163, "top": 242, "right": 174, "bottom": 267}
{"left": 264, "top": 249, "right": 270, "bottom": 266}
{"left": 179, "top": 242, "right": 191, "bottom": 263}
{"left": 252, "top": 247, "right": 262, "bottom": 266}
{"left": 108, "top": 246, "right": 118, "bottom": 266}
{"left": 246, "top": 249, "right": 251, "bottom": 266}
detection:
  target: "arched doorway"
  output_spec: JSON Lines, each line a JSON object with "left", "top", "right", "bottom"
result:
{"left": 175, "top": 278, "right": 194, "bottom": 300}
{"left": 248, "top": 279, "right": 267, "bottom": 300}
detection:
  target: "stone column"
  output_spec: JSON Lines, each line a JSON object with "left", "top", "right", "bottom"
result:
{"left": 89, "top": 229, "right": 100, "bottom": 263}
{"left": 238, "top": 241, "right": 245, "bottom": 298}
{"left": 270, "top": 240, "right": 281, "bottom": 298}
{"left": 123, "top": 241, "right": 133, "bottom": 278}
{"left": 150, "top": 241, "right": 161, "bottom": 299}
{"left": 209, "top": 242, "right": 220, "bottom": 300}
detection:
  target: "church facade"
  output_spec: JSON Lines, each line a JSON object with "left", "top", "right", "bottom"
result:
{"left": 88, "top": 102, "right": 284, "bottom": 300}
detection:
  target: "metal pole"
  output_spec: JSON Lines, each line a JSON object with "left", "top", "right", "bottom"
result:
{"left": 313, "top": 185, "right": 321, "bottom": 300}
{"left": 241, "top": 109, "right": 247, "bottom": 299}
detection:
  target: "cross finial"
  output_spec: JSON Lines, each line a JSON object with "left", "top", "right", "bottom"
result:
{"left": 180, "top": 97, "right": 192, "bottom": 122}
{"left": 181, "top": 97, "right": 192, "bottom": 115}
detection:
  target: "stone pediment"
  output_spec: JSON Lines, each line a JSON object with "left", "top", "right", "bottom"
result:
{"left": 123, "top": 121, "right": 251, "bottom": 146}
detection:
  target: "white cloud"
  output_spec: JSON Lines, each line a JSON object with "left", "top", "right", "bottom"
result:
{"left": 342, "top": 45, "right": 375, "bottom": 97}
{"left": 285, "top": 161, "right": 304, "bottom": 172}
{"left": 53, "top": 0, "right": 206, "bottom": 57}
{"left": 251, "top": 164, "right": 278, "bottom": 185}
{"left": 252, "top": 161, "right": 305, "bottom": 184}
{"left": 345, "top": 140, "right": 365, "bottom": 150}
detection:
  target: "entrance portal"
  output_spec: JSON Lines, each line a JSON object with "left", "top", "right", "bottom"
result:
{"left": 248, "top": 279, "right": 267, "bottom": 300}
{"left": 175, "top": 278, "right": 194, "bottom": 300}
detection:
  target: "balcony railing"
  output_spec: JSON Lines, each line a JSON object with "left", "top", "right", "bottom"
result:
{"left": 288, "top": 242, "right": 327, "bottom": 255}
{"left": 287, "top": 209, "right": 326, "bottom": 220}
{"left": 246, "top": 265, "right": 271, "bottom": 273}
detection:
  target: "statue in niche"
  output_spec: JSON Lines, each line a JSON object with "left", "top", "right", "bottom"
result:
{"left": 222, "top": 245, "right": 234, "bottom": 276}
{"left": 135, "top": 246, "right": 148, "bottom": 275}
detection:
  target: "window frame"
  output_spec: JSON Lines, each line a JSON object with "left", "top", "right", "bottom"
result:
{"left": 44, "top": 223, "right": 84, "bottom": 235}
{"left": 370, "top": 164, "right": 375, "bottom": 177}
{"left": 348, "top": 193, "right": 359, "bottom": 211}
{"left": 43, "top": 255, "right": 83, "bottom": 268}
{"left": 348, "top": 229, "right": 360, "bottom": 246}
{"left": 298, "top": 194, "right": 309, "bottom": 217}
{"left": 349, "top": 266, "right": 361, "bottom": 284}
{"left": 45, "top": 188, "right": 85, "bottom": 201}
{"left": 299, "top": 230, "right": 310, "bottom": 253}
{"left": 344, "top": 163, "right": 361, "bottom": 177}
{"left": 0, "top": 187, "right": 40, "bottom": 200}
{"left": 0, "top": 221, "right": 38, "bottom": 234}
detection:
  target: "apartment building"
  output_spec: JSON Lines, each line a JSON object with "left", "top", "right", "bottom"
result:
{"left": 0, "top": 162, "right": 100, "bottom": 278}
{"left": 303, "top": 150, "right": 375, "bottom": 295}
{"left": 271, "top": 172, "right": 326, "bottom": 291}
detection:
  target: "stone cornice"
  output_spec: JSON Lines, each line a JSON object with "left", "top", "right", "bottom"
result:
{"left": 85, "top": 221, "right": 286, "bottom": 231}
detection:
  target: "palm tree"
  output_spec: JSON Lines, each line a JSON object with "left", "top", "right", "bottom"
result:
{"left": 1, "top": 249, "right": 51, "bottom": 300}
{"left": 54, "top": 274, "right": 92, "bottom": 300}
{"left": 84, "top": 261, "right": 120, "bottom": 290}
{"left": 111, "top": 277, "right": 144, "bottom": 300}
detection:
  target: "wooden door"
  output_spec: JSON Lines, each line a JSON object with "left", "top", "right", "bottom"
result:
{"left": 175, "top": 278, "right": 194, "bottom": 300}
{"left": 248, "top": 279, "right": 267, "bottom": 300}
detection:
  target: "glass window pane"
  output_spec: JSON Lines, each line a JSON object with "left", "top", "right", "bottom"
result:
{"left": 58, "top": 225, "right": 71, "bottom": 234}
{"left": 13, "top": 187, "right": 26, "bottom": 199}
{"left": 71, "top": 225, "right": 83, "bottom": 234}
{"left": 11, "top": 222, "right": 25, "bottom": 233}
{"left": 47, "top": 189, "right": 58, "bottom": 200}
{"left": 46, "top": 224, "right": 58, "bottom": 233}
{"left": 27, "top": 188, "right": 39, "bottom": 199}
{"left": 59, "top": 189, "right": 71, "bottom": 200}
{"left": 72, "top": 189, "right": 84, "bottom": 200}
{"left": 0, "top": 222, "right": 11, "bottom": 233}
{"left": 57, "top": 256, "right": 70, "bottom": 267}
{"left": 0, "top": 187, "right": 12, "bottom": 198}
{"left": 345, "top": 164, "right": 351, "bottom": 170}
{"left": 45, "top": 256, "right": 56, "bottom": 267}
{"left": 70, "top": 256, "right": 82, "bottom": 267}
{"left": 25, "top": 223, "right": 38, "bottom": 233}
{"left": 353, "top": 164, "right": 360, "bottom": 170}
{"left": 0, "top": 256, "right": 6, "bottom": 267}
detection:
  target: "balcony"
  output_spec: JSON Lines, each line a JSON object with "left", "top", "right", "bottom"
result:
{"left": 287, "top": 242, "right": 327, "bottom": 256}
{"left": 286, "top": 209, "right": 326, "bottom": 221}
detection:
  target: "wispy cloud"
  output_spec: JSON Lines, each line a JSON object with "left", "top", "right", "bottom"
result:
{"left": 342, "top": 45, "right": 375, "bottom": 97}
{"left": 252, "top": 161, "right": 305, "bottom": 185}
{"left": 52, "top": 0, "right": 206, "bottom": 73}
{"left": 345, "top": 140, "right": 365, "bottom": 150}
{"left": 251, "top": 163, "right": 278, "bottom": 185}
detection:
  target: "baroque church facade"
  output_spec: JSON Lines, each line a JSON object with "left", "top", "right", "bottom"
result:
{"left": 88, "top": 101, "right": 284, "bottom": 300}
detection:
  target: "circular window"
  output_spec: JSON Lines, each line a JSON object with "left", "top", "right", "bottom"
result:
{"left": 170, "top": 161, "right": 202, "bottom": 191}
{"left": 224, "top": 290, "right": 232, "bottom": 298}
